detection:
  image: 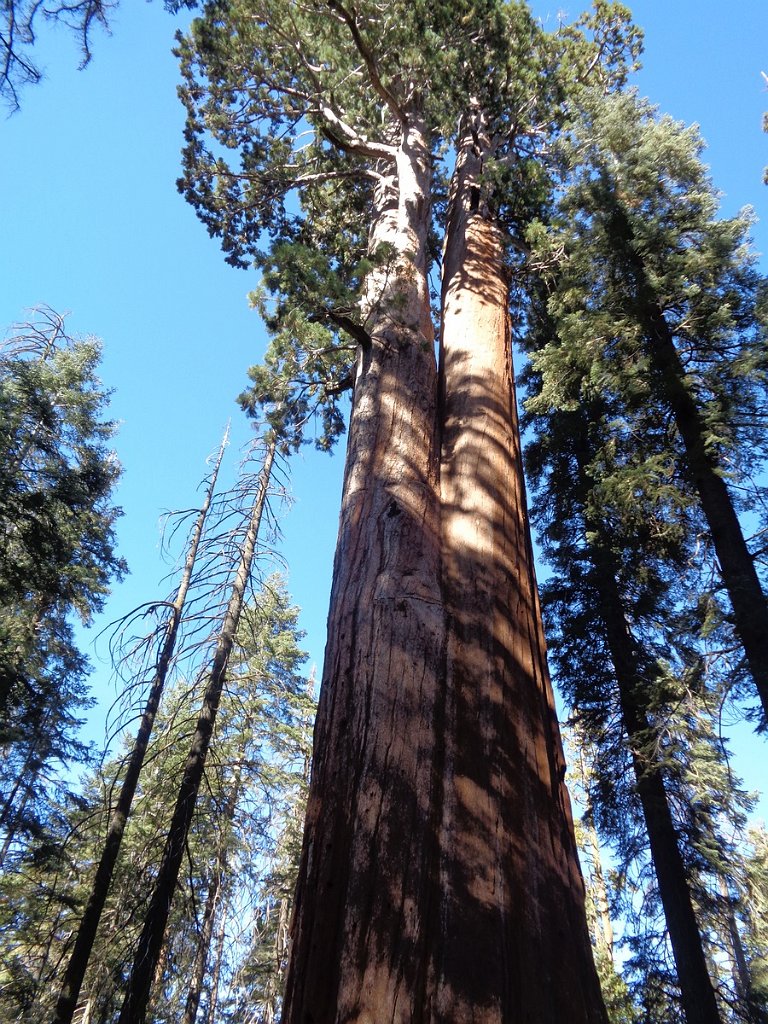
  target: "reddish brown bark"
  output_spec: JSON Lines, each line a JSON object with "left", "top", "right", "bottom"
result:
{"left": 284, "top": 109, "right": 608, "bottom": 1020}
{"left": 433, "top": 129, "right": 607, "bottom": 1022}
{"left": 282, "top": 117, "right": 446, "bottom": 1024}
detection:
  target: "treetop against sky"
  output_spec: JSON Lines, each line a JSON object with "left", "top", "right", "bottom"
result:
{"left": 0, "top": 0, "right": 765, "bottom": 784}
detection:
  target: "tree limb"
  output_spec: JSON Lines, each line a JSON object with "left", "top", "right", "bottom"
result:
{"left": 326, "top": 0, "right": 406, "bottom": 123}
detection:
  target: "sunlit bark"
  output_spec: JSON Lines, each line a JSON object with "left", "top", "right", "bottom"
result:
{"left": 433, "top": 125, "right": 607, "bottom": 1023}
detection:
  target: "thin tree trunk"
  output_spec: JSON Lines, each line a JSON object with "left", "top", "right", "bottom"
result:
{"left": 608, "top": 199, "right": 768, "bottom": 720}
{"left": 0, "top": 725, "right": 42, "bottom": 827}
{"left": 183, "top": 762, "right": 242, "bottom": 1024}
{"left": 203, "top": 904, "right": 228, "bottom": 1024}
{"left": 118, "top": 437, "right": 275, "bottom": 1024}
{"left": 0, "top": 707, "right": 51, "bottom": 866}
{"left": 283, "top": 116, "right": 447, "bottom": 1024}
{"left": 260, "top": 894, "right": 291, "bottom": 1024}
{"left": 586, "top": 815, "right": 615, "bottom": 957}
{"left": 717, "top": 875, "right": 768, "bottom": 1024}
{"left": 433, "top": 120, "right": 607, "bottom": 1023}
{"left": 0, "top": 772, "right": 31, "bottom": 864}
{"left": 52, "top": 432, "right": 228, "bottom": 1024}
{"left": 577, "top": 447, "right": 722, "bottom": 1024}
{"left": 601, "top": 592, "right": 721, "bottom": 1024}
{"left": 183, "top": 865, "right": 222, "bottom": 1024}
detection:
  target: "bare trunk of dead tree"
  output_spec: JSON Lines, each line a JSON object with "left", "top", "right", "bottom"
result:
{"left": 118, "top": 437, "right": 275, "bottom": 1024}
{"left": 567, "top": 404, "right": 723, "bottom": 1024}
{"left": 203, "top": 905, "right": 228, "bottom": 1024}
{"left": 586, "top": 816, "right": 615, "bottom": 957}
{"left": 432, "top": 122, "right": 607, "bottom": 1023}
{"left": 183, "top": 868, "right": 222, "bottom": 1024}
{"left": 52, "top": 433, "right": 228, "bottom": 1024}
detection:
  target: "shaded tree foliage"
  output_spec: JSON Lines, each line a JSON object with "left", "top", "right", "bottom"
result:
{"left": 0, "top": 307, "right": 124, "bottom": 871}
{"left": 522, "top": 87, "right": 768, "bottom": 1024}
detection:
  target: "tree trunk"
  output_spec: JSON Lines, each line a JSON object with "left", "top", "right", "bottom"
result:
{"left": 118, "top": 437, "right": 275, "bottom": 1024}
{"left": 184, "top": 760, "right": 242, "bottom": 1024}
{"left": 183, "top": 865, "right": 222, "bottom": 1024}
{"left": 282, "top": 116, "right": 447, "bottom": 1024}
{"left": 0, "top": 708, "right": 50, "bottom": 867}
{"left": 53, "top": 433, "right": 228, "bottom": 1024}
{"left": 717, "top": 875, "right": 768, "bottom": 1024}
{"left": 608, "top": 200, "right": 768, "bottom": 721}
{"left": 203, "top": 904, "right": 228, "bottom": 1024}
{"left": 433, "top": 124, "right": 607, "bottom": 1023}
{"left": 586, "top": 816, "right": 615, "bottom": 958}
{"left": 582, "top": 501, "right": 722, "bottom": 1024}
{"left": 0, "top": 769, "right": 32, "bottom": 865}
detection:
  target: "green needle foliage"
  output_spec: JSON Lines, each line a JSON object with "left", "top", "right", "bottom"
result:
{"left": 178, "top": 0, "right": 639, "bottom": 449}
{"left": 0, "top": 577, "right": 313, "bottom": 1024}
{"left": 526, "top": 88, "right": 768, "bottom": 721}
{"left": 0, "top": 308, "right": 125, "bottom": 872}
{"left": 522, "top": 89, "right": 768, "bottom": 1022}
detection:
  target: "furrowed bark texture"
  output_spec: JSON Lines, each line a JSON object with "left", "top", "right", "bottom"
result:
{"left": 433, "top": 132, "right": 607, "bottom": 1023}
{"left": 283, "top": 119, "right": 446, "bottom": 1024}
{"left": 286, "top": 114, "right": 609, "bottom": 1022}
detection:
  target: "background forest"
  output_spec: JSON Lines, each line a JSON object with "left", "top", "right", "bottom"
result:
{"left": 1, "top": 1, "right": 767, "bottom": 1023}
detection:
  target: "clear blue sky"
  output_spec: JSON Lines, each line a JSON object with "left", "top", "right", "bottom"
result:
{"left": 1, "top": 0, "right": 766, "bottom": 803}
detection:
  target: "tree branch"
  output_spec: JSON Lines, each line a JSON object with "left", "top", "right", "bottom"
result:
{"left": 321, "top": 309, "right": 372, "bottom": 350}
{"left": 326, "top": 0, "right": 406, "bottom": 123}
{"left": 275, "top": 8, "right": 397, "bottom": 162}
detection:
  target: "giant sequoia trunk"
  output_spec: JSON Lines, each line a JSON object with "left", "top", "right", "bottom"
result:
{"left": 607, "top": 200, "right": 768, "bottom": 721}
{"left": 434, "top": 127, "right": 606, "bottom": 1022}
{"left": 283, "top": 116, "right": 446, "bottom": 1023}
{"left": 284, "top": 116, "right": 607, "bottom": 1023}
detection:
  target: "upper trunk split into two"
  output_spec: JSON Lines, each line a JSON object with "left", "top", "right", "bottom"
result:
{"left": 283, "top": 119, "right": 606, "bottom": 1023}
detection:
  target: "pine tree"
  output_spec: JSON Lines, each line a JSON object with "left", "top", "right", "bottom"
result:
{"left": 520, "top": 90, "right": 768, "bottom": 1009}
{"left": 0, "top": 307, "right": 124, "bottom": 873}
{"left": 522, "top": 369, "right": 722, "bottom": 1023}
{"left": 526, "top": 90, "right": 768, "bottom": 722}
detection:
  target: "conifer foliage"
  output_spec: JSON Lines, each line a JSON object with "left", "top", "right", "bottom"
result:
{"left": 3, "top": 5, "right": 768, "bottom": 1024}
{"left": 522, "top": 88, "right": 768, "bottom": 1024}
{"left": 0, "top": 307, "right": 124, "bottom": 870}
